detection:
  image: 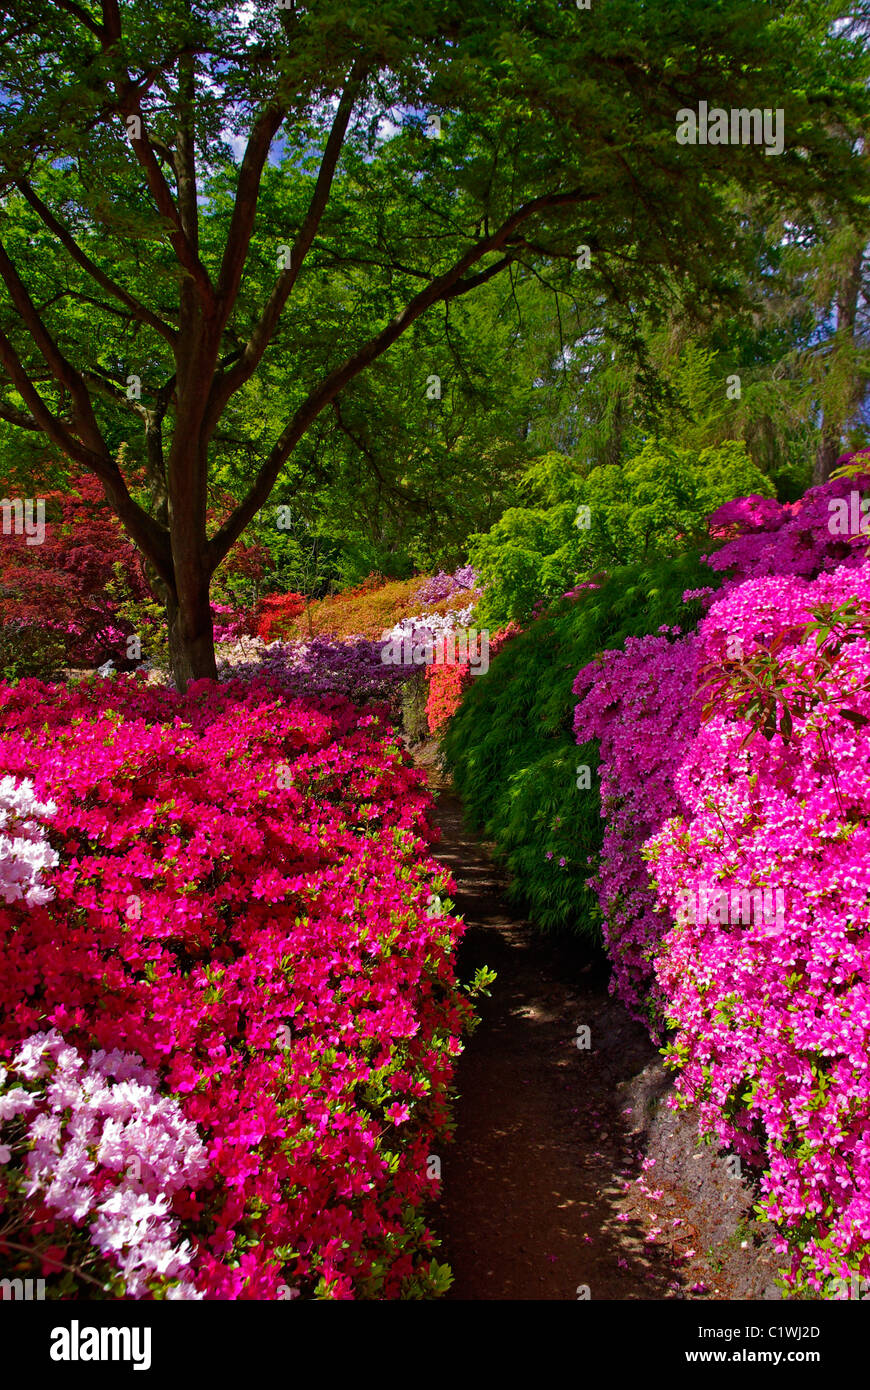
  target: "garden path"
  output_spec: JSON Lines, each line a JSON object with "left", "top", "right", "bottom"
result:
{"left": 415, "top": 746, "right": 782, "bottom": 1303}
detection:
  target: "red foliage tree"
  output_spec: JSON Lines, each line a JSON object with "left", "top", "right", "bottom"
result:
{"left": 0, "top": 474, "right": 150, "bottom": 667}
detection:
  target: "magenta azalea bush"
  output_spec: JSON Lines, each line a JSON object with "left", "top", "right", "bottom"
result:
{"left": 0, "top": 673, "right": 470, "bottom": 1299}
{"left": 573, "top": 628, "right": 700, "bottom": 1029}
{"left": 572, "top": 469, "right": 870, "bottom": 1293}
{"left": 705, "top": 469, "right": 870, "bottom": 584}
{"left": 648, "top": 564, "right": 870, "bottom": 1293}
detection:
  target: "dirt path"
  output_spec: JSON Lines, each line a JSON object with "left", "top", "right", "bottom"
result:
{"left": 417, "top": 748, "right": 783, "bottom": 1303}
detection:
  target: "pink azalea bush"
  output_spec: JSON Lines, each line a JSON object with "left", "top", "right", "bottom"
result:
{"left": 0, "top": 673, "right": 471, "bottom": 1299}
{"left": 573, "top": 629, "right": 701, "bottom": 1029}
{"left": 571, "top": 469, "right": 870, "bottom": 1293}
{"left": 210, "top": 603, "right": 255, "bottom": 644}
{"left": 0, "top": 1030, "right": 208, "bottom": 1299}
{"left": 647, "top": 564, "right": 870, "bottom": 1293}
{"left": 705, "top": 468, "right": 870, "bottom": 584}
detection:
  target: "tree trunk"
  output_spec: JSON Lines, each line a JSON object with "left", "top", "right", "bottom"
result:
{"left": 166, "top": 582, "right": 217, "bottom": 690}
{"left": 814, "top": 430, "right": 844, "bottom": 486}
{"left": 813, "top": 231, "right": 866, "bottom": 486}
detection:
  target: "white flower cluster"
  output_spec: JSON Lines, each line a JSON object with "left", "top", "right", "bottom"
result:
{"left": 0, "top": 775, "right": 59, "bottom": 907}
{"left": 383, "top": 602, "right": 476, "bottom": 647}
{"left": 0, "top": 1030, "right": 209, "bottom": 1299}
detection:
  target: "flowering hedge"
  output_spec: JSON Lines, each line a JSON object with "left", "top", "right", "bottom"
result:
{"left": 704, "top": 469, "right": 870, "bottom": 585}
{"left": 211, "top": 603, "right": 256, "bottom": 644}
{"left": 425, "top": 623, "right": 522, "bottom": 735}
{"left": 648, "top": 565, "right": 870, "bottom": 1293}
{"left": 288, "top": 575, "right": 478, "bottom": 642}
{"left": 0, "top": 674, "right": 470, "bottom": 1299}
{"left": 572, "top": 628, "right": 700, "bottom": 1029}
{"left": 219, "top": 634, "right": 416, "bottom": 715}
{"left": 570, "top": 474, "right": 870, "bottom": 1024}
{"left": 571, "top": 469, "right": 870, "bottom": 1293}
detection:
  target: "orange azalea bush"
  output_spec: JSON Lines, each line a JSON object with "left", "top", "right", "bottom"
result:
{"left": 282, "top": 575, "right": 473, "bottom": 642}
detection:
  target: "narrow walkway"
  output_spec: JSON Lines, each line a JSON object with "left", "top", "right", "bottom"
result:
{"left": 423, "top": 765, "right": 671, "bottom": 1300}
{"left": 418, "top": 751, "right": 783, "bottom": 1302}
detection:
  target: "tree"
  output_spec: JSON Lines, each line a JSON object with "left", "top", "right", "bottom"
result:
{"left": 0, "top": 0, "right": 865, "bottom": 685}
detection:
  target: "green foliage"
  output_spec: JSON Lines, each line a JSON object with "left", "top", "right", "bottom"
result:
{"left": 443, "top": 549, "right": 718, "bottom": 938}
{"left": 471, "top": 439, "right": 772, "bottom": 625}
{"left": 107, "top": 570, "right": 170, "bottom": 672}
{"left": 0, "top": 623, "right": 66, "bottom": 683}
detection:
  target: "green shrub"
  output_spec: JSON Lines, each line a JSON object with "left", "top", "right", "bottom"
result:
{"left": 470, "top": 440, "right": 772, "bottom": 625}
{"left": 0, "top": 623, "right": 66, "bottom": 682}
{"left": 443, "top": 549, "right": 718, "bottom": 938}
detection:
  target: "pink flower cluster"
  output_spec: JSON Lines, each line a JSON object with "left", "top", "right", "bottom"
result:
{"left": 648, "top": 563, "right": 870, "bottom": 1292}
{"left": 210, "top": 603, "right": 254, "bottom": 643}
{"left": 705, "top": 470, "right": 870, "bottom": 584}
{"left": 0, "top": 673, "right": 470, "bottom": 1298}
{"left": 0, "top": 775, "right": 59, "bottom": 907}
{"left": 572, "top": 470, "right": 870, "bottom": 1292}
{"left": 573, "top": 629, "right": 701, "bottom": 1030}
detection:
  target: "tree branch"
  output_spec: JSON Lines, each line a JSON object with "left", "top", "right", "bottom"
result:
{"left": 207, "top": 184, "right": 594, "bottom": 566}
{"left": 0, "top": 238, "right": 104, "bottom": 449}
{"left": 53, "top": 0, "right": 105, "bottom": 40}
{"left": 0, "top": 399, "right": 41, "bottom": 430}
{"left": 100, "top": 0, "right": 214, "bottom": 311}
{"left": 204, "top": 60, "right": 368, "bottom": 435}
{"left": 14, "top": 180, "right": 177, "bottom": 343}
{"left": 212, "top": 102, "right": 288, "bottom": 327}
{"left": 0, "top": 330, "right": 172, "bottom": 584}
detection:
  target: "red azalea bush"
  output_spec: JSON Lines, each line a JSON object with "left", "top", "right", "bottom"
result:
{"left": 426, "top": 660, "right": 469, "bottom": 735}
{"left": 425, "top": 623, "right": 522, "bottom": 734}
{"left": 255, "top": 592, "right": 306, "bottom": 643}
{"left": 0, "top": 674, "right": 470, "bottom": 1299}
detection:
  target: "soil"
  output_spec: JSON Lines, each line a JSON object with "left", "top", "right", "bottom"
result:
{"left": 412, "top": 740, "right": 785, "bottom": 1303}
